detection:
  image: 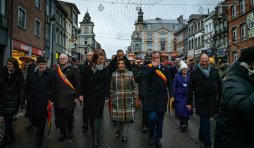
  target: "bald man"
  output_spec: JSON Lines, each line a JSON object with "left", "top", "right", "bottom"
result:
{"left": 80, "top": 52, "right": 93, "bottom": 80}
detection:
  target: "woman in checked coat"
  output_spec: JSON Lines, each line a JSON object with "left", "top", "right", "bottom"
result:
{"left": 111, "top": 59, "right": 136, "bottom": 143}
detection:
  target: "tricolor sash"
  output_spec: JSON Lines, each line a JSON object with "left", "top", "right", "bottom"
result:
{"left": 148, "top": 63, "right": 167, "bottom": 84}
{"left": 58, "top": 67, "right": 75, "bottom": 90}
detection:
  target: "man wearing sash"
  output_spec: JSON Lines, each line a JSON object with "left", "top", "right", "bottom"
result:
{"left": 53, "top": 54, "right": 80, "bottom": 141}
{"left": 142, "top": 51, "right": 174, "bottom": 148}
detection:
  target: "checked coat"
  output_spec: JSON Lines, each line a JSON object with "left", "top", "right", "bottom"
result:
{"left": 110, "top": 69, "right": 136, "bottom": 122}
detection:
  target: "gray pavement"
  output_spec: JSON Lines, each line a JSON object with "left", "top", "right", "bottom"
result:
{"left": 1, "top": 104, "right": 216, "bottom": 148}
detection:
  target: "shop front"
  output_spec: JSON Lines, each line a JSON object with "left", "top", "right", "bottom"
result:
{"left": 194, "top": 48, "right": 204, "bottom": 61}
{"left": 202, "top": 48, "right": 214, "bottom": 63}
{"left": 187, "top": 49, "right": 194, "bottom": 64}
{"left": 32, "top": 47, "right": 43, "bottom": 61}
{"left": 217, "top": 48, "right": 228, "bottom": 61}
{"left": 13, "top": 40, "right": 30, "bottom": 70}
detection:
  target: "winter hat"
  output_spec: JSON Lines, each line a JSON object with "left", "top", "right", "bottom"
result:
{"left": 239, "top": 47, "right": 254, "bottom": 65}
{"left": 175, "top": 58, "right": 181, "bottom": 63}
{"left": 180, "top": 60, "right": 188, "bottom": 70}
{"left": 36, "top": 56, "right": 47, "bottom": 63}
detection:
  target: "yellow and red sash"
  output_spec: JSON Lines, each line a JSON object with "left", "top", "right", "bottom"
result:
{"left": 148, "top": 63, "right": 167, "bottom": 84}
{"left": 58, "top": 67, "right": 75, "bottom": 90}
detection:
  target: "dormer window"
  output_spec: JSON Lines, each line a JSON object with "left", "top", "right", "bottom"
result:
{"left": 84, "top": 27, "right": 89, "bottom": 34}
{"left": 147, "top": 25, "right": 151, "bottom": 30}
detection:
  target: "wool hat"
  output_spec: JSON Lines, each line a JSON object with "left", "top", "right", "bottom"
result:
{"left": 239, "top": 47, "right": 254, "bottom": 65}
{"left": 180, "top": 60, "right": 188, "bottom": 70}
{"left": 36, "top": 56, "right": 47, "bottom": 63}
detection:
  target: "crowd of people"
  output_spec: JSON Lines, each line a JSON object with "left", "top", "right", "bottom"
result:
{"left": 0, "top": 47, "right": 253, "bottom": 148}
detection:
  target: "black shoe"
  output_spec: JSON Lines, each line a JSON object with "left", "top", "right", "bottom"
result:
{"left": 25, "top": 123, "right": 33, "bottom": 130}
{"left": 36, "top": 139, "right": 43, "bottom": 147}
{"left": 72, "top": 117, "right": 75, "bottom": 122}
{"left": 181, "top": 125, "right": 187, "bottom": 132}
{"left": 122, "top": 136, "right": 128, "bottom": 143}
{"left": 115, "top": 130, "right": 120, "bottom": 139}
{"left": 68, "top": 130, "right": 73, "bottom": 139}
{"left": 155, "top": 140, "right": 162, "bottom": 148}
{"left": 58, "top": 135, "right": 66, "bottom": 141}
{"left": 205, "top": 146, "right": 211, "bottom": 148}
{"left": 82, "top": 124, "right": 88, "bottom": 131}
{"left": 94, "top": 140, "right": 99, "bottom": 148}
{"left": 142, "top": 126, "right": 148, "bottom": 133}
{"left": 149, "top": 137, "right": 154, "bottom": 146}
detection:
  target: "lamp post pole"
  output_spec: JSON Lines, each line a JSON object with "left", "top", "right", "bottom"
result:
{"left": 50, "top": 16, "right": 56, "bottom": 68}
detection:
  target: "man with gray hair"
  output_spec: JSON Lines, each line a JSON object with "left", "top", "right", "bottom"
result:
{"left": 53, "top": 53, "right": 80, "bottom": 141}
{"left": 170, "top": 58, "right": 182, "bottom": 118}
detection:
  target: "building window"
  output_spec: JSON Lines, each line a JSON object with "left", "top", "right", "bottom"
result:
{"left": 60, "top": 15, "right": 62, "bottom": 25}
{"left": 174, "top": 25, "right": 179, "bottom": 30}
{"left": 84, "top": 39, "right": 88, "bottom": 45}
{"left": 224, "top": 36, "right": 227, "bottom": 47}
{"left": 46, "top": 0, "right": 50, "bottom": 16}
{"left": 209, "top": 23, "right": 211, "bottom": 32}
{"left": 147, "top": 34, "right": 152, "bottom": 40}
{"left": 241, "top": 23, "right": 246, "bottom": 41}
{"left": 161, "top": 44, "right": 165, "bottom": 51}
{"left": 73, "top": 12, "right": 77, "bottom": 24}
{"left": 36, "top": 0, "right": 41, "bottom": 9}
{"left": 45, "top": 23, "right": 50, "bottom": 40}
{"left": 35, "top": 19, "right": 41, "bottom": 37}
{"left": 56, "top": 11, "right": 59, "bottom": 22}
{"left": 215, "top": 24, "right": 219, "bottom": 33}
{"left": 240, "top": 0, "right": 245, "bottom": 14}
{"left": 219, "top": 6, "right": 223, "bottom": 14}
{"left": 206, "top": 25, "right": 208, "bottom": 33}
{"left": 220, "top": 22, "right": 223, "bottom": 32}
{"left": 147, "top": 25, "right": 151, "bottom": 30}
{"left": 233, "top": 51, "right": 238, "bottom": 61}
{"left": 232, "top": 4, "right": 236, "bottom": 19}
{"left": 223, "top": 20, "right": 227, "bottom": 30}
{"left": 60, "top": 32, "right": 62, "bottom": 45}
{"left": 134, "top": 43, "right": 141, "bottom": 50}
{"left": 72, "top": 27, "right": 77, "bottom": 37}
{"left": 63, "top": 35, "right": 65, "bottom": 47}
{"left": 232, "top": 27, "right": 237, "bottom": 43}
{"left": 147, "top": 43, "right": 152, "bottom": 51}
{"left": 18, "top": 6, "right": 26, "bottom": 29}
{"left": 56, "top": 30, "right": 58, "bottom": 43}
{"left": 84, "top": 48, "right": 88, "bottom": 55}
{"left": 62, "top": 18, "right": 65, "bottom": 28}
{"left": 252, "top": 0, "right": 254, "bottom": 7}
{"left": 84, "top": 27, "right": 89, "bottom": 34}
{"left": 1, "top": 0, "right": 7, "bottom": 15}
{"left": 192, "top": 39, "right": 194, "bottom": 49}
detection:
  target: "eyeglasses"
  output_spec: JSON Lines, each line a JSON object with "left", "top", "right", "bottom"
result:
{"left": 37, "top": 64, "right": 46, "bottom": 66}
{"left": 59, "top": 58, "right": 66, "bottom": 60}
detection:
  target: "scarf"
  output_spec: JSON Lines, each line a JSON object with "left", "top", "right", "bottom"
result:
{"left": 60, "top": 63, "right": 71, "bottom": 71}
{"left": 198, "top": 63, "right": 211, "bottom": 78}
{"left": 92, "top": 63, "right": 103, "bottom": 74}
{"left": 240, "top": 62, "right": 254, "bottom": 76}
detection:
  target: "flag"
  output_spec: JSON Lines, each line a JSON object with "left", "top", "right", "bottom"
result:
{"left": 168, "top": 99, "right": 172, "bottom": 115}
{"left": 108, "top": 100, "right": 112, "bottom": 116}
{"left": 135, "top": 97, "right": 141, "bottom": 109}
{"left": 47, "top": 101, "right": 51, "bottom": 135}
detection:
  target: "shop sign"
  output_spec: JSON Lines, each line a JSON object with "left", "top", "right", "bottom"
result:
{"left": 217, "top": 49, "right": 226, "bottom": 54}
{"left": 13, "top": 40, "right": 29, "bottom": 52}
{"left": 202, "top": 48, "right": 214, "bottom": 56}
{"left": 247, "top": 12, "right": 254, "bottom": 38}
{"left": 32, "top": 47, "right": 43, "bottom": 56}
{"left": 187, "top": 49, "right": 194, "bottom": 60}
{"left": 195, "top": 48, "right": 204, "bottom": 55}
{"left": 81, "top": 55, "right": 85, "bottom": 61}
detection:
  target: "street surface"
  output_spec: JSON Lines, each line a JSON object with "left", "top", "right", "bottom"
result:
{"left": 2, "top": 104, "right": 216, "bottom": 148}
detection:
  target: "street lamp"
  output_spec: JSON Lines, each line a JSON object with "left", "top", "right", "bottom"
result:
{"left": 50, "top": 16, "right": 56, "bottom": 68}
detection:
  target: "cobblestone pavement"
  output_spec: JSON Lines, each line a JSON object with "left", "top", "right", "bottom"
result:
{"left": 1, "top": 103, "right": 216, "bottom": 148}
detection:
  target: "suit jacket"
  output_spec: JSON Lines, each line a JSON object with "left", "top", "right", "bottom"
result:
{"left": 142, "top": 64, "right": 174, "bottom": 112}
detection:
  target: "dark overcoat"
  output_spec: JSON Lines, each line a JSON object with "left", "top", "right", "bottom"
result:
{"left": 214, "top": 60, "right": 254, "bottom": 148}
{"left": 79, "top": 67, "right": 110, "bottom": 118}
{"left": 25, "top": 68, "right": 56, "bottom": 118}
{"left": 142, "top": 64, "right": 174, "bottom": 112}
{"left": 53, "top": 64, "right": 80, "bottom": 109}
{"left": 170, "top": 66, "right": 178, "bottom": 81}
{"left": 186, "top": 66, "right": 222, "bottom": 116}
{"left": 0, "top": 67, "right": 25, "bottom": 115}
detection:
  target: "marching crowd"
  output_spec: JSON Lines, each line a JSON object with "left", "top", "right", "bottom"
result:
{"left": 0, "top": 47, "right": 253, "bottom": 148}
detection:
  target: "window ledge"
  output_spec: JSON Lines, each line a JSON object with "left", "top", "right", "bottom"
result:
{"left": 18, "top": 25, "right": 26, "bottom": 31}
{"left": 35, "top": 34, "right": 41, "bottom": 38}
{"left": 239, "top": 39, "right": 247, "bottom": 43}
{"left": 36, "top": 6, "right": 41, "bottom": 11}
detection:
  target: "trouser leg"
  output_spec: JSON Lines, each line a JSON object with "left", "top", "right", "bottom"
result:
{"left": 64, "top": 107, "right": 74, "bottom": 131}
{"left": 58, "top": 109, "right": 66, "bottom": 136}
{"left": 93, "top": 118, "right": 101, "bottom": 140}
{"left": 148, "top": 111, "right": 157, "bottom": 138}
{"left": 155, "top": 112, "right": 164, "bottom": 141}
{"left": 200, "top": 116, "right": 211, "bottom": 146}
{"left": 83, "top": 104, "right": 89, "bottom": 125}
{"left": 4, "top": 114, "right": 14, "bottom": 139}
{"left": 36, "top": 118, "right": 46, "bottom": 140}
{"left": 116, "top": 122, "right": 122, "bottom": 131}
{"left": 142, "top": 110, "right": 149, "bottom": 127}
{"left": 54, "top": 108, "right": 59, "bottom": 124}
{"left": 122, "top": 122, "right": 130, "bottom": 137}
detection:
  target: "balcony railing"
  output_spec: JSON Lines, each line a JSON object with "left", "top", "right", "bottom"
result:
{"left": 0, "top": 13, "right": 8, "bottom": 29}
{"left": 146, "top": 38, "right": 153, "bottom": 41}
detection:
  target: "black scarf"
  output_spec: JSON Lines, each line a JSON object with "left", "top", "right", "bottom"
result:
{"left": 3, "top": 67, "right": 20, "bottom": 84}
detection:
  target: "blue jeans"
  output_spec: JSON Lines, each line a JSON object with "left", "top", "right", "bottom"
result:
{"left": 149, "top": 111, "right": 164, "bottom": 141}
{"left": 199, "top": 116, "right": 211, "bottom": 146}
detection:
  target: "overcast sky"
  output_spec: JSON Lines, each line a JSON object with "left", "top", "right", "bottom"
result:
{"left": 62, "top": 0, "right": 222, "bottom": 58}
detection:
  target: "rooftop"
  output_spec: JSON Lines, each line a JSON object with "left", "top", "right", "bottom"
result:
{"left": 145, "top": 18, "right": 179, "bottom": 24}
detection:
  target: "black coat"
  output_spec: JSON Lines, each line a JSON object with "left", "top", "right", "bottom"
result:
{"left": 108, "top": 56, "right": 131, "bottom": 82}
{"left": 79, "top": 67, "right": 110, "bottom": 118}
{"left": 0, "top": 67, "right": 25, "bottom": 115}
{"left": 135, "top": 65, "right": 147, "bottom": 99}
{"left": 53, "top": 64, "right": 80, "bottom": 109}
{"left": 130, "top": 64, "right": 140, "bottom": 78}
{"left": 142, "top": 64, "right": 174, "bottom": 112}
{"left": 80, "top": 61, "right": 89, "bottom": 80}
{"left": 186, "top": 67, "right": 222, "bottom": 116}
{"left": 170, "top": 66, "right": 179, "bottom": 81}
{"left": 25, "top": 68, "right": 56, "bottom": 118}
{"left": 214, "top": 61, "right": 254, "bottom": 148}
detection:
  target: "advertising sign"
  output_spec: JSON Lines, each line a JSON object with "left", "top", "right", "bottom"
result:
{"left": 13, "top": 40, "right": 29, "bottom": 52}
{"left": 247, "top": 12, "right": 254, "bottom": 38}
{"left": 32, "top": 47, "right": 43, "bottom": 56}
